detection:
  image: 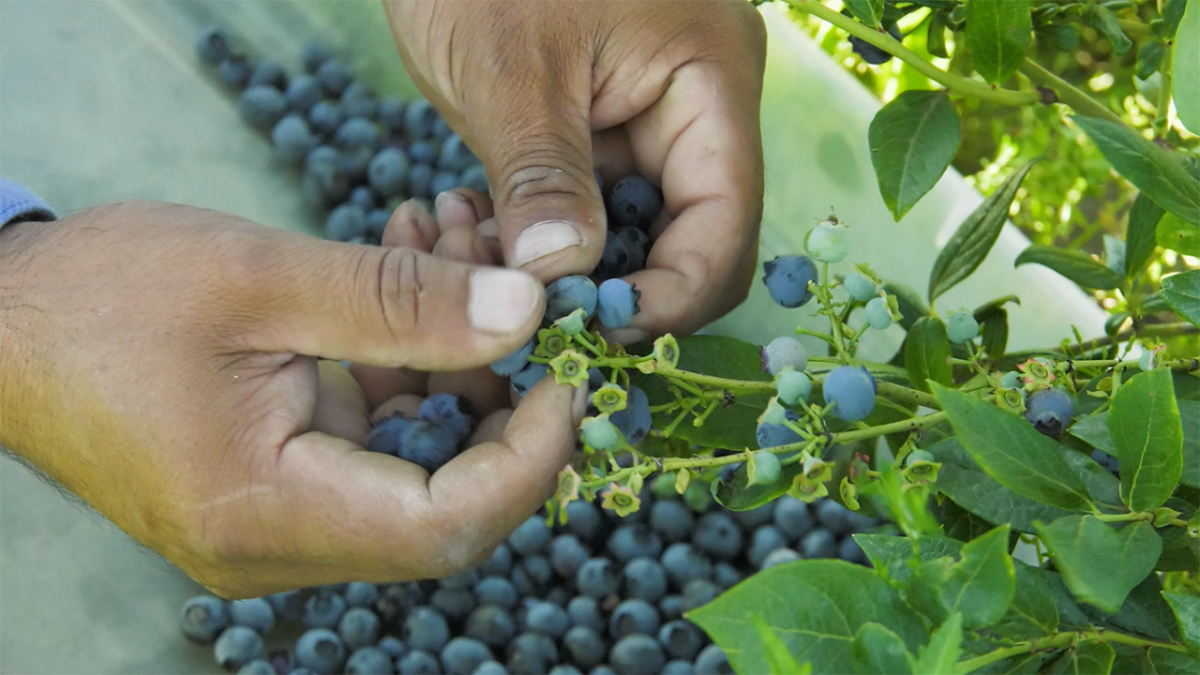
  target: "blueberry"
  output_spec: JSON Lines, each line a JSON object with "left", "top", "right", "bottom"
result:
{"left": 545, "top": 275, "right": 599, "bottom": 322}
{"left": 649, "top": 500, "right": 695, "bottom": 544}
{"left": 461, "top": 165, "right": 489, "bottom": 194}
{"left": 609, "top": 176, "right": 664, "bottom": 230}
{"left": 660, "top": 543, "right": 713, "bottom": 589}
{"left": 345, "top": 646, "right": 395, "bottom": 675}
{"left": 249, "top": 60, "right": 288, "bottom": 91}
{"left": 761, "top": 547, "right": 801, "bottom": 569}
{"left": 692, "top": 513, "right": 742, "bottom": 561}
{"left": 865, "top": 296, "right": 893, "bottom": 330}
{"left": 550, "top": 667, "right": 583, "bottom": 675}
{"left": 441, "top": 638, "right": 494, "bottom": 675}
{"left": 490, "top": 337, "right": 536, "bottom": 377}
{"left": 843, "top": 271, "right": 878, "bottom": 302}
{"left": 525, "top": 601, "right": 570, "bottom": 639}
{"left": 302, "top": 44, "right": 331, "bottom": 74}
{"left": 772, "top": 496, "right": 812, "bottom": 542}
{"left": 547, "top": 534, "right": 589, "bottom": 578}
{"left": 567, "top": 595, "right": 604, "bottom": 631}
{"left": 407, "top": 163, "right": 435, "bottom": 199}
{"left": 760, "top": 337, "right": 807, "bottom": 376}
{"left": 366, "top": 208, "right": 391, "bottom": 240}
{"left": 326, "top": 203, "right": 368, "bottom": 242}
{"left": 316, "top": 60, "right": 352, "bottom": 96}
{"left": 510, "top": 362, "right": 551, "bottom": 397}
{"left": 406, "top": 606, "right": 451, "bottom": 653}
{"left": 405, "top": 100, "right": 440, "bottom": 139}
{"left": 596, "top": 231, "right": 635, "bottom": 279}
{"left": 418, "top": 393, "right": 474, "bottom": 441}
{"left": 305, "top": 593, "right": 347, "bottom": 630}
{"left": 1091, "top": 449, "right": 1120, "bottom": 476}
{"left": 403, "top": 141, "right": 434, "bottom": 165}
{"left": 816, "top": 499, "right": 860, "bottom": 537}
{"left": 800, "top": 528, "right": 838, "bottom": 559}
{"left": 850, "top": 24, "right": 902, "bottom": 65}
{"left": 215, "top": 626, "right": 265, "bottom": 671}
{"left": 823, "top": 366, "right": 877, "bottom": 422}
{"left": 367, "top": 413, "right": 410, "bottom": 456}
{"left": 473, "top": 662, "right": 508, "bottom": 675}
{"left": 438, "top": 135, "right": 477, "bottom": 172}
{"left": 240, "top": 85, "right": 288, "bottom": 130}
{"left": 775, "top": 370, "right": 812, "bottom": 406}
{"left": 804, "top": 221, "right": 850, "bottom": 263}
{"left": 1025, "top": 388, "right": 1074, "bottom": 436}
{"left": 747, "top": 525, "right": 789, "bottom": 569}
{"left": 681, "top": 579, "right": 720, "bottom": 612}
{"left": 379, "top": 636, "right": 409, "bottom": 661}
{"left": 219, "top": 54, "right": 253, "bottom": 89}
{"left": 730, "top": 501, "right": 776, "bottom": 530}
{"left": 376, "top": 583, "right": 427, "bottom": 626}
{"left": 564, "top": 501, "right": 603, "bottom": 543}
{"left": 946, "top": 309, "right": 980, "bottom": 344}
{"left": 607, "top": 524, "right": 663, "bottom": 563}
{"left": 272, "top": 115, "right": 315, "bottom": 164}
{"left": 610, "top": 386, "right": 652, "bottom": 446}
{"left": 576, "top": 558, "right": 619, "bottom": 599}
{"left": 658, "top": 621, "right": 704, "bottom": 661}
{"left": 346, "top": 185, "right": 375, "bottom": 212}
{"left": 432, "top": 586, "right": 477, "bottom": 624}
{"left": 506, "top": 633, "right": 559, "bottom": 675}
{"left": 610, "top": 634, "right": 666, "bottom": 675}
{"left": 563, "top": 626, "right": 607, "bottom": 670}
{"left": 659, "top": 595, "right": 683, "bottom": 621}
{"left": 336, "top": 117, "right": 380, "bottom": 150}
{"left": 615, "top": 227, "right": 650, "bottom": 273}
{"left": 181, "top": 595, "right": 229, "bottom": 643}
{"left": 465, "top": 605, "right": 517, "bottom": 648}
{"left": 267, "top": 590, "right": 306, "bottom": 623}
{"left": 309, "top": 101, "right": 345, "bottom": 137}
{"left": 663, "top": 661, "right": 695, "bottom": 675}
{"left": 238, "top": 660, "right": 276, "bottom": 675}
{"left": 197, "top": 27, "right": 232, "bottom": 65}
{"left": 591, "top": 668, "right": 617, "bottom": 675}
{"left": 519, "top": 555, "right": 554, "bottom": 592}
{"left": 713, "top": 562, "right": 743, "bottom": 590}
{"left": 305, "top": 146, "right": 351, "bottom": 204}
{"left": 336, "top": 607, "right": 381, "bottom": 650}
{"left": 368, "top": 147, "right": 411, "bottom": 197}
{"left": 342, "top": 82, "right": 379, "bottom": 119}
{"left": 430, "top": 170, "right": 460, "bottom": 197}
{"left": 597, "top": 279, "right": 641, "bottom": 329}
{"left": 398, "top": 420, "right": 460, "bottom": 473}
{"left": 432, "top": 117, "right": 453, "bottom": 139}
{"left": 839, "top": 536, "right": 869, "bottom": 565}
{"left": 480, "top": 544, "right": 514, "bottom": 577}
{"left": 509, "top": 515, "right": 552, "bottom": 556}
{"left": 621, "top": 556, "right": 669, "bottom": 603}
{"left": 755, "top": 409, "right": 803, "bottom": 450}
{"left": 398, "top": 650, "right": 443, "bottom": 675}
{"left": 610, "top": 599, "right": 662, "bottom": 640}
{"left": 693, "top": 645, "right": 733, "bottom": 675}
{"left": 229, "top": 598, "right": 275, "bottom": 635}
{"left": 473, "top": 577, "right": 519, "bottom": 610}
{"left": 762, "top": 255, "right": 819, "bottom": 308}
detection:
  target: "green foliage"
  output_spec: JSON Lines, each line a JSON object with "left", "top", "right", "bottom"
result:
{"left": 965, "top": 0, "right": 1032, "bottom": 85}
{"left": 1014, "top": 245, "right": 1125, "bottom": 290}
{"left": 1035, "top": 516, "right": 1161, "bottom": 614}
{"left": 1044, "top": 641, "right": 1114, "bottom": 675}
{"left": 1161, "top": 270, "right": 1200, "bottom": 327}
{"left": 904, "top": 317, "right": 953, "bottom": 392}
{"left": 1109, "top": 369, "right": 1183, "bottom": 511}
{"left": 869, "top": 90, "right": 961, "bottom": 220}
{"left": 1173, "top": 0, "right": 1200, "bottom": 134}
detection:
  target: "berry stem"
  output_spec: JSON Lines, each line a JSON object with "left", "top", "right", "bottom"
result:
{"left": 788, "top": 0, "right": 1041, "bottom": 107}
{"left": 654, "top": 368, "right": 775, "bottom": 396}
{"left": 875, "top": 381, "right": 941, "bottom": 410}
{"left": 1017, "top": 60, "right": 1131, "bottom": 129}
{"left": 816, "top": 263, "right": 854, "bottom": 363}
{"left": 794, "top": 327, "right": 839, "bottom": 348}
{"left": 956, "top": 629, "right": 1188, "bottom": 673}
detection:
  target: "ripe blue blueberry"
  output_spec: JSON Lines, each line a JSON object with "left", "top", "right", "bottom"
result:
{"left": 398, "top": 420, "right": 460, "bottom": 473}
{"left": 403, "top": 141, "right": 434, "bottom": 165}
{"left": 664, "top": 660, "right": 696, "bottom": 675}
{"left": 1025, "top": 388, "right": 1074, "bottom": 436}
{"left": 525, "top": 601, "right": 570, "bottom": 640}
{"left": 239, "top": 86, "right": 288, "bottom": 130}
{"left": 473, "top": 661, "right": 508, "bottom": 675}
{"left": 800, "top": 528, "right": 838, "bottom": 559}
{"left": 839, "top": 536, "right": 870, "bottom": 565}
{"left": 843, "top": 271, "right": 878, "bottom": 302}
{"left": 755, "top": 409, "right": 803, "bottom": 449}
{"left": 304, "top": 593, "right": 347, "bottom": 630}
{"left": 760, "top": 548, "right": 801, "bottom": 569}
{"left": 341, "top": 82, "right": 378, "bottom": 119}
{"left": 404, "top": 100, "right": 439, "bottom": 139}
{"left": 659, "top": 595, "right": 684, "bottom": 621}
{"left": 509, "top": 515, "right": 552, "bottom": 556}
{"left": 397, "top": 650, "right": 442, "bottom": 675}
{"left": 506, "top": 633, "right": 559, "bottom": 675}
{"left": 804, "top": 220, "right": 850, "bottom": 263}
{"left": 301, "top": 44, "right": 330, "bottom": 74}
{"left": 368, "top": 148, "right": 410, "bottom": 197}
{"left": 762, "top": 255, "right": 819, "bottom": 308}
{"left": 510, "top": 362, "right": 550, "bottom": 397}
{"left": 761, "top": 337, "right": 807, "bottom": 376}
{"left": 597, "top": 231, "right": 638, "bottom": 280}
{"left": 649, "top": 500, "right": 695, "bottom": 544}
{"left": 338, "top": 607, "right": 381, "bottom": 651}
{"left": 229, "top": 598, "right": 275, "bottom": 635}
{"left": 433, "top": 117, "right": 453, "bottom": 139}
{"left": 609, "top": 599, "right": 661, "bottom": 640}
{"left": 658, "top": 621, "right": 704, "bottom": 661}
{"left": 607, "top": 524, "right": 664, "bottom": 563}
{"left": 823, "top": 366, "right": 877, "bottom": 422}
{"left": 237, "top": 659, "right": 275, "bottom": 675}
{"left": 576, "top": 558, "right": 619, "bottom": 599}
{"left": 564, "top": 500, "right": 603, "bottom": 543}
{"left": 406, "top": 606, "right": 451, "bottom": 653}
{"left": 713, "top": 561, "right": 744, "bottom": 590}
{"left": 546, "top": 275, "right": 599, "bottom": 322}
{"left": 342, "top": 582, "right": 378, "bottom": 609}
{"left": 376, "top": 96, "right": 406, "bottom": 133}
{"left": 465, "top": 605, "right": 516, "bottom": 648}
{"left": 1090, "top": 449, "right": 1120, "bottom": 476}
{"left": 378, "top": 636, "right": 409, "bottom": 661}
{"left": 693, "top": 513, "right": 742, "bottom": 561}
{"left": 850, "top": 24, "right": 902, "bottom": 65}
{"left": 418, "top": 393, "right": 474, "bottom": 441}
{"left": 773, "top": 496, "right": 812, "bottom": 541}
{"left": 581, "top": 416, "right": 621, "bottom": 450}
{"left": 610, "top": 634, "right": 666, "bottom": 675}
{"left": 946, "top": 309, "right": 980, "bottom": 344}
{"left": 597, "top": 279, "right": 641, "bottom": 329}
{"left": 441, "top": 638, "right": 494, "bottom": 675}
{"left": 345, "top": 647, "right": 394, "bottom": 675}
{"left": 865, "top": 296, "right": 892, "bottom": 330}
{"left": 473, "top": 577, "right": 519, "bottom": 610}
{"left": 335, "top": 117, "right": 380, "bottom": 150}
{"left": 479, "top": 543, "right": 514, "bottom": 578}
{"left": 681, "top": 579, "right": 719, "bottom": 612}
{"left": 181, "top": 595, "right": 229, "bottom": 643}
{"left": 563, "top": 626, "right": 607, "bottom": 670}
{"left": 215, "top": 626, "right": 265, "bottom": 671}
{"left": 197, "top": 27, "right": 232, "bottom": 65}
{"left": 285, "top": 74, "right": 322, "bottom": 113}
{"left": 460, "top": 165, "right": 489, "bottom": 194}
{"left": 693, "top": 645, "right": 732, "bottom": 675}
{"left": 316, "top": 60, "right": 352, "bottom": 96}
{"left": 775, "top": 369, "right": 812, "bottom": 406}
{"left": 816, "top": 499, "right": 856, "bottom": 536}
{"left": 273, "top": 115, "right": 315, "bottom": 164}
{"left": 267, "top": 590, "right": 306, "bottom": 623}
{"left": 730, "top": 501, "right": 776, "bottom": 530}
{"left": 609, "top": 176, "right": 664, "bottom": 230}
{"left": 325, "top": 204, "right": 368, "bottom": 242}
{"left": 249, "top": 60, "right": 288, "bottom": 91}
{"left": 339, "top": 146, "right": 374, "bottom": 181}
{"left": 308, "top": 101, "right": 344, "bottom": 137}
{"left": 622, "top": 557, "right": 668, "bottom": 603}
{"left": 747, "top": 525, "right": 788, "bottom": 569}
{"left": 432, "top": 170, "right": 460, "bottom": 197}
{"left": 567, "top": 596, "right": 604, "bottom": 632}
{"left": 549, "top": 534, "right": 591, "bottom": 578}
{"left": 367, "top": 413, "right": 410, "bottom": 456}
{"left": 609, "top": 385, "right": 652, "bottom": 446}
{"left": 366, "top": 208, "right": 391, "bottom": 240}
{"left": 219, "top": 54, "right": 253, "bottom": 89}
{"left": 439, "top": 135, "right": 478, "bottom": 172}
{"left": 660, "top": 543, "right": 713, "bottom": 589}
{"left": 408, "top": 163, "right": 435, "bottom": 199}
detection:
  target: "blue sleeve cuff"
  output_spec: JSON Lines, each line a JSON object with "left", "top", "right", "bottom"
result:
{"left": 0, "top": 178, "right": 56, "bottom": 229}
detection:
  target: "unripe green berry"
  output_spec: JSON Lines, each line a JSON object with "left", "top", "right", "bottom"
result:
{"left": 748, "top": 450, "right": 782, "bottom": 487}
{"left": 865, "top": 296, "right": 892, "bottom": 330}
{"left": 804, "top": 222, "right": 850, "bottom": 263}
{"left": 945, "top": 310, "right": 979, "bottom": 344}
{"left": 843, "top": 271, "right": 878, "bottom": 302}
{"left": 775, "top": 369, "right": 812, "bottom": 406}
{"left": 580, "top": 416, "right": 620, "bottom": 450}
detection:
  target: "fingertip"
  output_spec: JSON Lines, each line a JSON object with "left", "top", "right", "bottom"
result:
{"left": 383, "top": 199, "right": 438, "bottom": 250}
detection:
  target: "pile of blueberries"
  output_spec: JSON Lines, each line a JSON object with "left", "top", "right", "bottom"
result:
{"left": 181, "top": 486, "right": 880, "bottom": 675}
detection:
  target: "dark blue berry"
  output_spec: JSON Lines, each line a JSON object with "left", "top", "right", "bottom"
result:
{"left": 285, "top": 74, "right": 322, "bottom": 113}
{"left": 693, "top": 645, "right": 732, "bottom": 675}
{"left": 660, "top": 543, "right": 713, "bottom": 590}
{"left": 304, "top": 593, "right": 347, "bottom": 630}
{"left": 249, "top": 60, "right": 288, "bottom": 91}
{"left": 681, "top": 579, "right": 719, "bottom": 612}
{"left": 1090, "top": 449, "right": 1120, "bottom": 476}
{"left": 506, "top": 633, "right": 559, "bottom": 675}
{"left": 713, "top": 562, "right": 743, "bottom": 590}
{"left": 347, "top": 185, "right": 375, "bottom": 211}
{"left": 609, "top": 176, "right": 663, "bottom": 230}
{"left": 442, "top": 637, "right": 494, "bottom": 675}
{"left": 229, "top": 598, "right": 275, "bottom": 635}
{"left": 692, "top": 513, "right": 742, "bottom": 561}
{"left": 823, "top": 366, "right": 877, "bottom": 422}
{"left": 432, "top": 588, "right": 477, "bottom": 624}
{"left": 272, "top": 115, "right": 315, "bottom": 164}
{"left": 839, "top": 536, "right": 869, "bottom": 565}
{"left": 659, "top": 595, "right": 683, "bottom": 621}
{"left": 525, "top": 601, "right": 570, "bottom": 639}
{"left": 465, "top": 605, "right": 517, "bottom": 648}
{"left": 240, "top": 86, "right": 288, "bottom": 130}
{"left": 336, "top": 117, "right": 380, "bottom": 150}
{"left": 408, "top": 163, "right": 436, "bottom": 199}
{"left": 800, "top": 528, "right": 838, "bottom": 559}
{"left": 479, "top": 544, "right": 514, "bottom": 577}
{"left": 730, "top": 501, "right": 776, "bottom": 530}
{"left": 398, "top": 420, "right": 460, "bottom": 473}
{"left": 438, "top": 135, "right": 477, "bottom": 172}
{"left": 197, "top": 27, "right": 231, "bottom": 65}
{"left": 520, "top": 555, "right": 555, "bottom": 591}
{"left": 316, "top": 60, "right": 352, "bottom": 96}
{"left": 309, "top": 101, "right": 345, "bottom": 137}
{"left": 1025, "top": 388, "right": 1074, "bottom": 437}
{"left": 564, "top": 501, "right": 603, "bottom": 543}
{"left": 850, "top": 24, "right": 902, "bottom": 65}
{"left": 301, "top": 44, "right": 330, "bottom": 74}
{"left": 658, "top": 620, "right": 704, "bottom": 661}
{"left": 567, "top": 596, "right": 604, "bottom": 631}
{"left": 398, "top": 650, "right": 442, "bottom": 675}
{"left": 762, "top": 255, "right": 819, "bottom": 308}
{"left": 622, "top": 557, "right": 668, "bottom": 603}
{"left": 326, "top": 203, "right": 368, "bottom": 242}
{"left": 461, "top": 165, "right": 489, "bottom": 194}
{"left": 215, "top": 626, "right": 265, "bottom": 671}
{"left": 576, "top": 558, "right": 619, "bottom": 599}
{"left": 346, "top": 646, "right": 395, "bottom": 675}
{"left": 546, "top": 275, "right": 599, "bottom": 322}
{"left": 341, "top": 82, "right": 378, "bottom": 119}
{"left": 432, "top": 170, "right": 460, "bottom": 197}
{"left": 747, "top": 525, "right": 788, "bottom": 569}
{"left": 649, "top": 500, "right": 695, "bottom": 544}
{"left": 597, "top": 279, "right": 640, "bottom": 329}
{"left": 755, "top": 409, "right": 803, "bottom": 449}
{"left": 405, "top": 606, "right": 451, "bottom": 653}
{"left": 610, "top": 634, "right": 666, "bottom": 675}
{"left": 181, "top": 595, "right": 229, "bottom": 643}
{"left": 336, "top": 607, "right": 380, "bottom": 651}
{"left": 773, "top": 497, "right": 812, "bottom": 542}
{"left": 367, "top": 413, "right": 410, "bottom": 456}
{"left": 408, "top": 141, "right": 437, "bottom": 165}
{"left": 473, "top": 577, "right": 519, "bottom": 610}
{"left": 267, "top": 590, "right": 305, "bottom": 623}
{"left": 509, "top": 515, "right": 552, "bottom": 556}
{"left": 366, "top": 208, "right": 391, "bottom": 240}
{"left": 219, "top": 54, "right": 253, "bottom": 89}
{"left": 549, "top": 534, "right": 591, "bottom": 578}
{"left": 607, "top": 524, "right": 663, "bottom": 563}
{"left": 563, "top": 626, "right": 607, "bottom": 670}
{"left": 609, "top": 599, "right": 661, "bottom": 639}
{"left": 473, "top": 661, "right": 508, "bottom": 675}
{"left": 491, "top": 337, "right": 536, "bottom": 377}
{"left": 610, "top": 386, "right": 652, "bottom": 446}
{"left": 238, "top": 659, "right": 275, "bottom": 675}
{"left": 663, "top": 660, "right": 695, "bottom": 675}
{"left": 404, "top": 100, "right": 439, "bottom": 139}
{"left": 379, "top": 636, "right": 409, "bottom": 661}
{"left": 816, "top": 499, "right": 857, "bottom": 537}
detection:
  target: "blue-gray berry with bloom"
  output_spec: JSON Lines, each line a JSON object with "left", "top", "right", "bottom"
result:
{"left": 399, "top": 420, "right": 460, "bottom": 473}
{"left": 610, "top": 385, "right": 652, "bottom": 445}
{"left": 308, "top": 101, "right": 344, "bottom": 137}
{"left": 197, "top": 27, "right": 232, "bottom": 65}
{"left": 181, "top": 595, "right": 229, "bottom": 643}
{"left": 325, "top": 204, "right": 368, "bottom": 242}
{"left": 239, "top": 86, "right": 288, "bottom": 130}
{"left": 272, "top": 115, "right": 315, "bottom": 164}
{"left": 762, "top": 255, "right": 819, "bottom": 308}
{"left": 823, "top": 366, "right": 877, "bottom": 422}
{"left": 316, "top": 60, "right": 352, "bottom": 96}
{"left": 865, "top": 296, "right": 892, "bottom": 330}
{"left": 946, "top": 310, "right": 980, "bottom": 344}
{"left": 545, "top": 275, "right": 598, "bottom": 322}
{"left": 760, "top": 336, "right": 807, "bottom": 375}
{"left": 404, "top": 100, "right": 439, "bottom": 139}
{"left": 597, "top": 279, "right": 641, "bottom": 329}
{"left": 249, "top": 60, "right": 288, "bottom": 91}
{"left": 214, "top": 626, "right": 265, "bottom": 671}
{"left": 368, "top": 148, "right": 410, "bottom": 197}
{"left": 341, "top": 82, "right": 378, "bottom": 119}
{"left": 219, "top": 55, "right": 253, "bottom": 89}
{"left": 301, "top": 44, "right": 330, "bottom": 73}
{"left": 286, "top": 75, "right": 322, "bottom": 113}
{"left": 335, "top": 118, "right": 380, "bottom": 150}
{"left": 756, "top": 409, "right": 803, "bottom": 449}
{"left": 367, "top": 413, "right": 410, "bottom": 456}
{"left": 511, "top": 362, "right": 550, "bottom": 397}
{"left": 1025, "top": 388, "right": 1073, "bottom": 436}
{"left": 609, "top": 175, "right": 664, "bottom": 230}
{"left": 344, "top": 647, "right": 393, "bottom": 675}
{"left": 418, "top": 393, "right": 474, "bottom": 441}
{"left": 229, "top": 598, "right": 275, "bottom": 635}
{"left": 491, "top": 337, "right": 536, "bottom": 376}
{"left": 843, "top": 271, "right": 878, "bottom": 302}
{"left": 295, "top": 628, "right": 347, "bottom": 675}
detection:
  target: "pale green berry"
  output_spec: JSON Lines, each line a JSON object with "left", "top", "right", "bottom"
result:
{"left": 945, "top": 310, "right": 979, "bottom": 344}
{"left": 775, "top": 369, "right": 812, "bottom": 405}
{"left": 748, "top": 450, "right": 782, "bottom": 487}
{"left": 843, "top": 271, "right": 878, "bottom": 302}
{"left": 804, "top": 222, "right": 850, "bottom": 263}
{"left": 865, "top": 296, "right": 892, "bottom": 330}
{"left": 580, "top": 416, "right": 620, "bottom": 450}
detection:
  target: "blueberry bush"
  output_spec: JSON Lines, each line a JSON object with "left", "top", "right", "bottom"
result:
{"left": 182, "top": 4, "right": 1199, "bottom": 672}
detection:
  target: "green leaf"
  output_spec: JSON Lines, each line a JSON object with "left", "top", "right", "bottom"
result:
{"left": 854, "top": 533, "right": 964, "bottom": 585}
{"left": 1045, "top": 641, "right": 1115, "bottom": 675}
{"left": 1084, "top": 573, "right": 1182, "bottom": 643}
{"left": 688, "top": 560, "right": 929, "bottom": 675}
{"left": 1082, "top": 3, "right": 1132, "bottom": 55}
{"left": 1157, "top": 211, "right": 1200, "bottom": 255}
{"left": 971, "top": 654, "right": 1043, "bottom": 675}
{"left": 712, "top": 461, "right": 803, "bottom": 511}
{"left": 976, "top": 306, "right": 1009, "bottom": 360}
{"left": 905, "top": 318, "right": 953, "bottom": 393}
{"left": 990, "top": 560, "right": 1060, "bottom": 640}
{"left": 932, "top": 385, "right": 1091, "bottom": 510}
{"left": 923, "top": 525, "right": 1016, "bottom": 629}
{"left": 1034, "top": 516, "right": 1162, "bottom": 613}
{"left": 1073, "top": 116, "right": 1200, "bottom": 226}
{"left": 928, "top": 159, "right": 1039, "bottom": 301}
{"left": 1160, "top": 0, "right": 1188, "bottom": 39}
{"left": 1164, "top": 591, "right": 1199, "bottom": 654}
{"left": 1044, "top": 568, "right": 1095, "bottom": 630}
{"left": 869, "top": 90, "right": 962, "bottom": 221}
{"left": 1162, "top": 270, "right": 1200, "bottom": 327}
{"left": 1109, "top": 369, "right": 1183, "bottom": 511}
{"left": 965, "top": 0, "right": 1032, "bottom": 84}
{"left": 1057, "top": 446, "right": 1123, "bottom": 513}
{"left": 1111, "top": 646, "right": 1200, "bottom": 674}
{"left": 1173, "top": 0, "right": 1200, "bottom": 134}
{"left": 752, "top": 614, "right": 812, "bottom": 675}
{"left": 927, "top": 10, "right": 949, "bottom": 58}
{"left": 844, "top": 0, "right": 885, "bottom": 28}
{"left": 930, "top": 494, "right": 999, "bottom": 542}
{"left": 1014, "top": 246, "right": 1124, "bottom": 290}
{"left": 850, "top": 622, "right": 915, "bottom": 675}
{"left": 912, "top": 613, "right": 962, "bottom": 675}
{"left": 1179, "top": 400, "right": 1199, "bottom": 489}
{"left": 1136, "top": 41, "right": 1167, "bottom": 81}
{"left": 1125, "top": 193, "right": 1164, "bottom": 279}
{"left": 886, "top": 281, "right": 930, "bottom": 331}
{"left": 1068, "top": 411, "right": 1117, "bottom": 454}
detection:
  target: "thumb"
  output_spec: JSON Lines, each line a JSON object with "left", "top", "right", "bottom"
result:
{"left": 464, "top": 71, "right": 605, "bottom": 282}
{"left": 244, "top": 236, "right": 543, "bottom": 370}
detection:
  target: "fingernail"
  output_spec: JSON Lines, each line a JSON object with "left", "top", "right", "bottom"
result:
{"left": 434, "top": 190, "right": 478, "bottom": 223}
{"left": 468, "top": 268, "right": 541, "bottom": 334}
{"left": 511, "top": 220, "right": 582, "bottom": 268}
{"left": 572, "top": 383, "right": 589, "bottom": 426}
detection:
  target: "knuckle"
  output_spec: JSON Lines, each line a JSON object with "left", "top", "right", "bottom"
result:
{"left": 493, "top": 132, "right": 592, "bottom": 207}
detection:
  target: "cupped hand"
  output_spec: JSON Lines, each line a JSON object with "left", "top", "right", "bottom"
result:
{"left": 385, "top": 0, "right": 767, "bottom": 341}
{"left": 0, "top": 201, "right": 584, "bottom": 598}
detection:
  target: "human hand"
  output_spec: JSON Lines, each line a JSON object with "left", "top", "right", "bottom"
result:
{"left": 385, "top": 0, "right": 767, "bottom": 342}
{"left": 0, "top": 201, "right": 585, "bottom": 598}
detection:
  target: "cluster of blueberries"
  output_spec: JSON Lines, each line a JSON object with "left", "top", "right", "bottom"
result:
{"left": 196, "top": 27, "right": 487, "bottom": 244}
{"left": 181, "top": 486, "right": 879, "bottom": 675}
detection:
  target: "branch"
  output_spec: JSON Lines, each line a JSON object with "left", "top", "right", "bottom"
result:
{"left": 1017, "top": 59, "right": 1129, "bottom": 127}
{"left": 958, "top": 629, "right": 1189, "bottom": 673}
